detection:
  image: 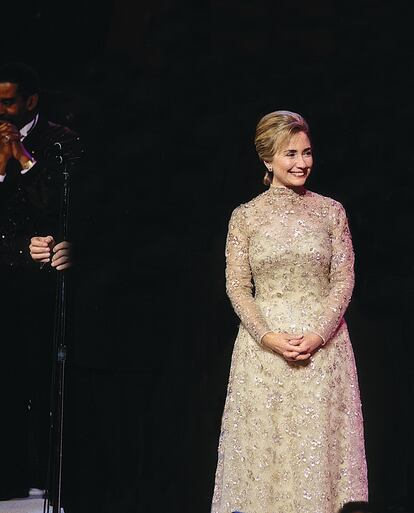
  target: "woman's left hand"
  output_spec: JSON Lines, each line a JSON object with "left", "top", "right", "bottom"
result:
{"left": 290, "top": 332, "right": 324, "bottom": 361}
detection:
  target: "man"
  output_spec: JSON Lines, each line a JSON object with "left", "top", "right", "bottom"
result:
{"left": 0, "top": 62, "right": 77, "bottom": 268}
{"left": 0, "top": 61, "right": 80, "bottom": 500}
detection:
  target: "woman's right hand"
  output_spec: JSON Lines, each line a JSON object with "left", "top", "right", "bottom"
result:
{"left": 261, "top": 332, "right": 311, "bottom": 362}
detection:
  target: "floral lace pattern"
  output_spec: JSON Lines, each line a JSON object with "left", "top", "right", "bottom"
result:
{"left": 211, "top": 186, "right": 367, "bottom": 513}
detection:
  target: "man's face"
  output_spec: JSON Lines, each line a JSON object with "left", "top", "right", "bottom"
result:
{"left": 0, "top": 82, "right": 37, "bottom": 128}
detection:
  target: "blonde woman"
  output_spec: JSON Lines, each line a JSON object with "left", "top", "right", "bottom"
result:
{"left": 211, "top": 111, "right": 368, "bottom": 513}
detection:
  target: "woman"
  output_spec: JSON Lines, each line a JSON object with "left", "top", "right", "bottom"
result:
{"left": 211, "top": 111, "right": 368, "bottom": 513}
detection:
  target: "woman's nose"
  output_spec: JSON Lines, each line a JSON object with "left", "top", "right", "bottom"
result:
{"left": 296, "top": 155, "right": 307, "bottom": 167}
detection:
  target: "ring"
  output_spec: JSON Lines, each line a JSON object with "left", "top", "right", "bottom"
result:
{"left": 4, "top": 135, "right": 10, "bottom": 142}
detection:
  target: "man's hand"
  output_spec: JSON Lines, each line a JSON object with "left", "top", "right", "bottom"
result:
{"left": 0, "top": 122, "right": 34, "bottom": 170}
{"left": 51, "top": 241, "right": 72, "bottom": 271}
{"left": 29, "top": 236, "right": 55, "bottom": 263}
{"left": 29, "top": 236, "right": 72, "bottom": 271}
{"left": 0, "top": 126, "right": 15, "bottom": 175}
{"left": 0, "top": 122, "right": 20, "bottom": 141}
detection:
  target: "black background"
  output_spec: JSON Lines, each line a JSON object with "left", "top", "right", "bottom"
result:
{"left": 2, "top": 1, "right": 413, "bottom": 512}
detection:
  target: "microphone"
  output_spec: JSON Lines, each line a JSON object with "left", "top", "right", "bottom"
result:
{"left": 44, "top": 138, "right": 84, "bottom": 166}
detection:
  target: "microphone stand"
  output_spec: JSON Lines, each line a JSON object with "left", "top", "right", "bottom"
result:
{"left": 43, "top": 141, "right": 81, "bottom": 513}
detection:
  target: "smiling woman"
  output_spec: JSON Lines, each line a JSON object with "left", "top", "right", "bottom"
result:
{"left": 255, "top": 110, "right": 312, "bottom": 187}
{"left": 210, "top": 110, "right": 368, "bottom": 513}
{"left": 264, "top": 130, "right": 313, "bottom": 185}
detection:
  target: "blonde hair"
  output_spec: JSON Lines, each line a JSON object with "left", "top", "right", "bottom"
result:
{"left": 254, "top": 110, "right": 310, "bottom": 186}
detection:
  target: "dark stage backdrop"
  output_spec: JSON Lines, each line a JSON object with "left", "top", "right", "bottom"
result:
{"left": 2, "top": 1, "right": 413, "bottom": 512}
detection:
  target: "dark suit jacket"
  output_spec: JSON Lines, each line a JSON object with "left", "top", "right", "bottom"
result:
{"left": 0, "top": 115, "right": 81, "bottom": 268}
{"left": 0, "top": 115, "right": 81, "bottom": 366}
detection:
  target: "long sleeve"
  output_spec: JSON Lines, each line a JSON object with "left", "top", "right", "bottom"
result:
{"left": 311, "top": 201, "right": 355, "bottom": 343}
{"left": 0, "top": 120, "right": 82, "bottom": 268}
{"left": 225, "top": 206, "right": 271, "bottom": 343}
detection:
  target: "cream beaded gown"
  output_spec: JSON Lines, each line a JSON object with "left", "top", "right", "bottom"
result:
{"left": 211, "top": 185, "right": 368, "bottom": 513}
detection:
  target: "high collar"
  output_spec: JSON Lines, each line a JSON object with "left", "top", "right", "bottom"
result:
{"left": 269, "top": 184, "right": 307, "bottom": 197}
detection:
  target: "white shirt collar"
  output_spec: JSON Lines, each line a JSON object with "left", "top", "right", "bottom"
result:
{"left": 20, "top": 113, "right": 39, "bottom": 140}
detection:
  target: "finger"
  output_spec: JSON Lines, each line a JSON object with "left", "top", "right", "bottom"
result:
{"left": 30, "top": 246, "right": 50, "bottom": 253}
{"left": 30, "top": 240, "right": 49, "bottom": 247}
{"left": 285, "top": 333, "right": 304, "bottom": 340}
{"left": 1, "top": 134, "right": 20, "bottom": 143}
{"left": 31, "top": 236, "right": 52, "bottom": 244}
{"left": 51, "top": 256, "right": 70, "bottom": 266}
{"left": 29, "top": 242, "right": 50, "bottom": 253}
{"left": 30, "top": 237, "right": 49, "bottom": 248}
{"left": 53, "top": 241, "right": 71, "bottom": 251}
{"left": 285, "top": 355, "right": 300, "bottom": 362}
{"left": 51, "top": 256, "right": 71, "bottom": 267}
{"left": 286, "top": 341, "right": 306, "bottom": 351}
{"left": 30, "top": 250, "right": 50, "bottom": 261}
{"left": 56, "top": 261, "right": 72, "bottom": 271}
{"left": 286, "top": 339, "right": 302, "bottom": 346}
{"left": 294, "top": 353, "right": 311, "bottom": 361}
{"left": 31, "top": 252, "right": 51, "bottom": 260}
{"left": 0, "top": 125, "right": 20, "bottom": 135}
{"left": 52, "top": 249, "right": 70, "bottom": 261}
{"left": 30, "top": 251, "right": 51, "bottom": 259}
{"left": 292, "top": 341, "right": 312, "bottom": 352}
{"left": 0, "top": 126, "right": 20, "bottom": 136}
{"left": 30, "top": 245, "right": 50, "bottom": 254}
{"left": 6, "top": 131, "right": 20, "bottom": 138}
{"left": 283, "top": 350, "right": 300, "bottom": 359}
{"left": 52, "top": 248, "right": 70, "bottom": 257}
{"left": 0, "top": 121, "right": 18, "bottom": 129}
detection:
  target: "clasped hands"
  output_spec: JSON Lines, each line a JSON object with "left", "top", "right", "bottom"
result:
{"left": 261, "top": 331, "right": 324, "bottom": 362}
{"left": 29, "top": 236, "right": 72, "bottom": 271}
{"left": 0, "top": 121, "right": 34, "bottom": 170}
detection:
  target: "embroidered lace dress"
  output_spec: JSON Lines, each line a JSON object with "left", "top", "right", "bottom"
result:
{"left": 211, "top": 185, "right": 368, "bottom": 513}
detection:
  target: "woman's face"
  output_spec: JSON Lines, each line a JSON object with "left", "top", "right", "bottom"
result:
{"left": 266, "top": 131, "right": 313, "bottom": 188}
